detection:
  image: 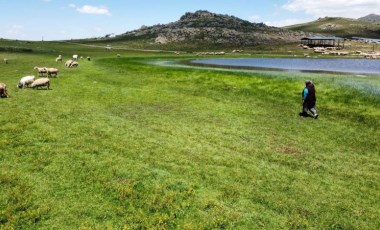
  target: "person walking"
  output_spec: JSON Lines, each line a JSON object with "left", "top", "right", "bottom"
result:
{"left": 301, "top": 80, "right": 318, "bottom": 119}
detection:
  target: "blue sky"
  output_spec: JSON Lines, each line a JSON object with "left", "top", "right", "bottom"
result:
{"left": 0, "top": 0, "right": 378, "bottom": 41}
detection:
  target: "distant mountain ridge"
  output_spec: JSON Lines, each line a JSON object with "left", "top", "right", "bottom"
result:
{"left": 91, "top": 11, "right": 379, "bottom": 49}
{"left": 358, "top": 14, "right": 380, "bottom": 23}
{"left": 118, "top": 10, "right": 313, "bottom": 46}
{"left": 284, "top": 16, "right": 380, "bottom": 38}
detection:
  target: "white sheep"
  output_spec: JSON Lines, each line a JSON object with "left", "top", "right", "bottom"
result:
{"left": 3, "top": 58, "right": 8, "bottom": 64}
{"left": 69, "top": 61, "right": 79, "bottom": 68}
{"left": 17, "top": 75, "right": 35, "bottom": 88}
{"left": 31, "top": 78, "right": 50, "bottom": 90}
{"left": 34, "top": 66, "right": 47, "bottom": 76}
{"left": 87, "top": 56, "right": 91, "bottom": 61}
{"left": 46, "top": 67, "right": 59, "bottom": 77}
{"left": 55, "top": 55, "right": 62, "bottom": 62}
{"left": 65, "top": 60, "right": 73, "bottom": 67}
{"left": 72, "top": 54, "right": 78, "bottom": 61}
{"left": 0, "top": 83, "right": 9, "bottom": 98}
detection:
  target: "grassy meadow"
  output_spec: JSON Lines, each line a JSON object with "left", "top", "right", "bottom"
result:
{"left": 0, "top": 40, "right": 379, "bottom": 229}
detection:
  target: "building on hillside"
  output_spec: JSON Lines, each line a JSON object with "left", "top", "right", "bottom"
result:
{"left": 301, "top": 36, "right": 345, "bottom": 48}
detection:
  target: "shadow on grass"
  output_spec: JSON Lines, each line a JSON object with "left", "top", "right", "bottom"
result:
{"left": 299, "top": 112, "right": 314, "bottom": 119}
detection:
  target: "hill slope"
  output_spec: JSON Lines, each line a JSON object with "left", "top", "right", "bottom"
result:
{"left": 110, "top": 10, "right": 312, "bottom": 48}
{"left": 358, "top": 14, "right": 380, "bottom": 23}
{"left": 284, "top": 16, "right": 380, "bottom": 38}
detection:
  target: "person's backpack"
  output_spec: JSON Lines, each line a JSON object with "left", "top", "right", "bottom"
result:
{"left": 305, "top": 84, "right": 316, "bottom": 104}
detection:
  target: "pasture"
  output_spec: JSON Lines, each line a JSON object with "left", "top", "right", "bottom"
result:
{"left": 0, "top": 40, "right": 379, "bottom": 229}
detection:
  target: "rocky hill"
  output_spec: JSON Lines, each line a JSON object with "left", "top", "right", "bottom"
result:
{"left": 118, "top": 10, "right": 312, "bottom": 46}
{"left": 358, "top": 14, "right": 380, "bottom": 23}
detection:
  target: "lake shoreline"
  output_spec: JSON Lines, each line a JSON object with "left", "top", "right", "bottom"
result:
{"left": 182, "top": 58, "right": 380, "bottom": 76}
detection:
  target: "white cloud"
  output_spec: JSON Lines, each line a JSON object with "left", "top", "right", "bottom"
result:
{"left": 3, "top": 25, "right": 27, "bottom": 39}
{"left": 248, "top": 15, "right": 261, "bottom": 21}
{"left": 283, "top": 0, "right": 380, "bottom": 18}
{"left": 76, "top": 5, "right": 111, "bottom": 16}
{"left": 6, "top": 25, "right": 24, "bottom": 36}
{"left": 68, "top": 3, "right": 76, "bottom": 8}
{"left": 93, "top": 26, "right": 103, "bottom": 33}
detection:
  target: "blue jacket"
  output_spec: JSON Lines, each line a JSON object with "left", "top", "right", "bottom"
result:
{"left": 303, "top": 88, "right": 309, "bottom": 100}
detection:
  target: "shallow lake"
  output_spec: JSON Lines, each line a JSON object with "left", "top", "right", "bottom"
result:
{"left": 191, "top": 58, "right": 380, "bottom": 75}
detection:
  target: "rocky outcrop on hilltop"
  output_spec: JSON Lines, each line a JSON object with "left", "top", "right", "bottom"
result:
{"left": 121, "top": 10, "right": 312, "bottom": 46}
{"left": 358, "top": 14, "right": 380, "bottom": 23}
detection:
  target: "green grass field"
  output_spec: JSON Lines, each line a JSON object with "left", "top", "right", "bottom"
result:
{"left": 0, "top": 40, "right": 379, "bottom": 229}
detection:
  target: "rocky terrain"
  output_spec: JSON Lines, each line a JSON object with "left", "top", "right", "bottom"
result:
{"left": 119, "top": 10, "right": 313, "bottom": 46}
{"left": 358, "top": 14, "right": 380, "bottom": 24}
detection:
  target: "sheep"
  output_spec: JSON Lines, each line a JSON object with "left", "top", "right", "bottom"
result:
{"left": 65, "top": 59, "right": 73, "bottom": 67}
{"left": 55, "top": 54, "right": 62, "bottom": 62}
{"left": 3, "top": 58, "right": 8, "bottom": 64}
{"left": 69, "top": 61, "right": 79, "bottom": 68}
{"left": 46, "top": 67, "right": 59, "bottom": 77}
{"left": 0, "top": 83, "right": 9, "bottom": 98}
{"left": 31, "top": 78, "right": 50, "bottom": 90}
{"left": 17, "top": 75, "right": 35, "bottom": 88}
{"left": 87, "top": 56, "right": 91, "bottom": 61}
{"left": 72, "top": 54, "right": 78, "bottom": 61}
{"left": 117, "top": 54, "right": 121, "bottom": 58}
{"left": 34, "top": 66, "right": 47, "bottom": 76}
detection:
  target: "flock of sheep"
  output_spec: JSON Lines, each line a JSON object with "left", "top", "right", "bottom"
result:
{"left": 0, "top": 54, "right": 89, "bottom": 98}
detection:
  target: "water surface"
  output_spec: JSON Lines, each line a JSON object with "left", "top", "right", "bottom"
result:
{"left": 191, "top": 58, "right": 380, "bottom": 75}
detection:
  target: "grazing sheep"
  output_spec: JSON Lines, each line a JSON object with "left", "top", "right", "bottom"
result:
{"left": 46, "top": 67, "right": 59, "bottom": 77}
{"left": 87, "top": 56, "right": 91, "bottom": 61}
{"left": 65, "top": 59, "right": 73, "bottom": 67}
{"left": 69, "top": 61, "right": 79, "bottom": 68}
{"left": 80, "top": 56, "right": 83, "bottom": 60}
{"left": 3, "top": 58, "right": 8, "bottom": 64}
{"left": 31, "top": 78, "right": 50, "bottom": 90}
{"left": 55, "top": 54, "right": 62, "bottom": 62}
{"left": 34, "top": 66, "right": 47, "bottom": 76}
{"left": 72, "top": 54, "right": 78, "bottom": 61}
{"left": 17, "top": 75, "right": 35, "bottom": 88}
{"left": 0, "top": 83, "right": 9, "bottom": 98}
{"left": 117, "top": 54, "right": 121, "bottom": 58}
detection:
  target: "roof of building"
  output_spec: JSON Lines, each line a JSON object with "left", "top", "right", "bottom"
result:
{"left": 301, "top": 36, "right": 345, "bottom": 40}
